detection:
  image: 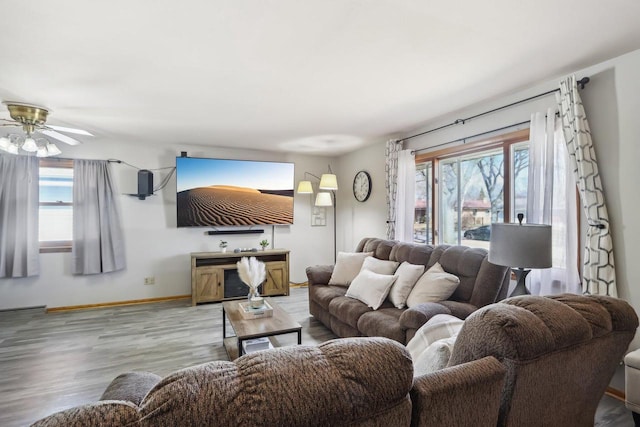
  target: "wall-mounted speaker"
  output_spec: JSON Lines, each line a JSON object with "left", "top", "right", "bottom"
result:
{"left": 137, "top": 170, "right": 154, "bottom": 200}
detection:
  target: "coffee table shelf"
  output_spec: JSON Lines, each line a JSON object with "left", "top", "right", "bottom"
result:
{"left": 222, "top": 298, "right": 302, "bottom": 360}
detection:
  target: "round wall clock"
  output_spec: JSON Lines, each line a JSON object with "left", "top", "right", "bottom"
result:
{"left": 353, "top": 170, "right": 372, "bottom": 202}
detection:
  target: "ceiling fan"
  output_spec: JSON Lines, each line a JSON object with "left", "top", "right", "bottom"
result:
{"left": 0, "top": 101, "right": 93, "bottom": 156}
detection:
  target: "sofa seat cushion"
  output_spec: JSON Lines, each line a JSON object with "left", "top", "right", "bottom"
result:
{"left": 328, "top": 296, "right": 374, "bottom": 329}
{"left": 357, "top": 307, "right": 406, "bottom": 343}
{"left": 311, "top": 285, "right": 347, "bottom": 311}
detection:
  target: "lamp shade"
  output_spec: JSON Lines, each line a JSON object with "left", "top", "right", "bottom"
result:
{"left": 488, "top": 223, "right": 552, "bottom": 269}
{"left": 319, "top": 173, "right": 338, "bottom": 190}
{"left": 315, "top": 192, "right": 333, "bottom": 206}
{"left": 0, "top": 136, "right": 10, "bottom": 152}
{"left": 22, "top": 137, "right": 38, "bottom": 152}
{"left": 296, "top": 180, "right": 313, "bottom": 194}
{"left": 46, "top": 142, "right": 62, "bottom": 156}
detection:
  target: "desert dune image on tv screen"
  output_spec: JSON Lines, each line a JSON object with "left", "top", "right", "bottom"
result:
{"left": 176, "top": 158, "right": 294, "bottom": 227}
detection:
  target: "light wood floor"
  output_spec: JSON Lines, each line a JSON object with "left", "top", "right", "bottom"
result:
{"left": 0, "top": 287, "right": 634, "bottom": 426}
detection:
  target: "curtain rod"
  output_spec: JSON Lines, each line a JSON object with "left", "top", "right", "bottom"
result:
{"left": 404, "top": 76, "right": 589, "bottom": 143}
{"left": 411, "top": 119, "right": 532, "bottom": 155}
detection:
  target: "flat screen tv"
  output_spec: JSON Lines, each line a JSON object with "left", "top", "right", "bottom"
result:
{"left": 176, "top": 157, "right": 295, "bottom": 227}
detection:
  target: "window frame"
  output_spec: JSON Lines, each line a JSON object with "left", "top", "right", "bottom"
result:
{"left": 414, "top": 129, "right": 529, "bottom": 245}
{"left": 39, "top": 158, "right": 73, "bottom": 253}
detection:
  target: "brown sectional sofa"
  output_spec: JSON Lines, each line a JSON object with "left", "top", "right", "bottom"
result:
{"left": 307, "top": 237, "right": 511, "bottom": 344}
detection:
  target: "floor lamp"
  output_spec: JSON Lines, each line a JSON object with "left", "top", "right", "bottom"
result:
{"left": 297, "top": 168, "right": 338, "bottom": 262}
{"left": 488, "top": 215, "right": 552, "bottom": 297}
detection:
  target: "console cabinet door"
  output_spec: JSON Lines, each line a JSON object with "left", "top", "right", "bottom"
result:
{"left": 194, "top": 266, "right": 224, "bottom": 303}
{"left": 263, "top": 261, "right": 288, "bottom": 296}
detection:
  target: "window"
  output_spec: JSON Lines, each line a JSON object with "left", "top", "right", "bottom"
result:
{"left": 414, "top": 129, "right": 529, "bottom": 248}
{"left": 39, "top": 159, "right": 73, "bottom": 252}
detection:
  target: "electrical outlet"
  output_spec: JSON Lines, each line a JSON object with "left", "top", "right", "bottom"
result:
{"left": 144, "top": 276, "right": 155, "bottom": 285}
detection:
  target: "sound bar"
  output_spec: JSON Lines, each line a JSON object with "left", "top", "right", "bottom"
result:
{"left": 206, "top": 229, "right": 264, "bottom": 235}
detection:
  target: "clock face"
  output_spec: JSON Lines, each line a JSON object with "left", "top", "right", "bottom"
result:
{"left": 353, "top": 171, "right": 372, "bottom": 202}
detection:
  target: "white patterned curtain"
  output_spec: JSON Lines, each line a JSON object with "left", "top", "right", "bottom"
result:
{"left": 385, "top": 139, "right": 403, "bottom": 239}
{"left": 526, "top": 109, "right": 580, "bottom": 295}
{"left": 0, "top": 154, "right": 40, "bottom": 278}
{"left": 558, "top": 75, "right": 616, "bottom": 296}
{"left": 73, "top": 160, "right": 126, "bottom": 275}
{"left": 394, "top": 150, "right": 416, "bottom": 242}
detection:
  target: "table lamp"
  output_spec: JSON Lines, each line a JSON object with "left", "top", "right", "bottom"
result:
{"left": 488, "top": 214, "right": 552, "bottom": 296}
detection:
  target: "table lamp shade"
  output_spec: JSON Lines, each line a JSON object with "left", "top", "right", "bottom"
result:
{"left": 489, "top": 223, "right": 552, "bottom": 269}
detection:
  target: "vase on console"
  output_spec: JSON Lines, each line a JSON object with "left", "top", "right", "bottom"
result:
{"left": 237, "top": 256, "right": 266, "bottom": 309}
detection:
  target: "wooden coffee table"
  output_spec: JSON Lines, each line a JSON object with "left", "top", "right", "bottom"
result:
{"left": 222, "top": 298, "right": 302, "bottom": 360}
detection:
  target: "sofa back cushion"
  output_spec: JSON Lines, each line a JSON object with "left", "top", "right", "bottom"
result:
{"left": 430, "top": 246, "right": 486, "bottom": 303}
{"left": 449, "top": 294, "right": 639, "bottom": 427}
{"left": 138, "top": 337, "right": 413, "bottom": 427}
{"left": 355, "top": 238, "right": 507, "bottom": 306}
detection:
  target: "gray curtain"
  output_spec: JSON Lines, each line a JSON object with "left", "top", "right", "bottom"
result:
{"left": 0, "top": 154, "right": 40, "bottom": 278}
{"left": 385, "top": 139, "right": 403, "bottom": 239}
{"left": 558, "top": 75, "right": 616, "bottom": 296}
{"left": 73, "top": 160, "right": 126, "bottom": 275}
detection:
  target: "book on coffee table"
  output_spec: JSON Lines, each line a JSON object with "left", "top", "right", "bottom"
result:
{"left": 239, "top": 301, "right": 274, "bottom": 319}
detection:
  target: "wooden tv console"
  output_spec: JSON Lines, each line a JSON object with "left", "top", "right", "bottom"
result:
{"left": 190, "top": 249, "right": 290, "bottom": 306}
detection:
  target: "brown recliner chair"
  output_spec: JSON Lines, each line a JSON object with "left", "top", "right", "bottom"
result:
{"left": 449, "top": 294, "right": 638, "bottom": 427}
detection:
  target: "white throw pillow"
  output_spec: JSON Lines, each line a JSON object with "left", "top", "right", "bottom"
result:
{"left": 406, "top": 262, "right": 460, "bottom": 308}
{"left": 413, "top": 336, "right": 458, "bottom": 376}
{"left": 406, "top": 314, "right": 464, "bottom": 376}
{"left": 388, "top": 262, "right": 425, "bottom": 309}
{"left": 345, "top": 269, "right": 397, "bottom": 310}
{"left": 328, "top": 252, "right": 374, "bottom": 286}
{"left": 360, "top": 256, "right": 399, "bottom": 275}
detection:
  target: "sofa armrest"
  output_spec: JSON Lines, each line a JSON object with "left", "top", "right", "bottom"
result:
{"left": 31, "top": 401, "right": 140, "bottom": 427}
{"left": 100, "top": 372, "right": 162, "bottom": 406}
{"left": 306, "top": 265, "right": 334, "bottom": 286}
{"left": 400, "top": 303, "right": 452, "bottom": 330}
{"left": 437, "top": 301, "right": 478, "bottom": 320}
{"left": 410, "top": 356, "right": 506, "bottom": 427}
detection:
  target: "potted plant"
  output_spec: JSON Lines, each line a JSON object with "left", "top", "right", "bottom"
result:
{"left": 259, "top": 239, "right": 269, "bottom": 251}
{"left": 219, "top": 240, "right": 228, "bottom": 253}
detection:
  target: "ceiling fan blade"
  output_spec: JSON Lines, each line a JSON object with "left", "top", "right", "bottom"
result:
{"left": 45, "top": 124, "right": 93, "bottom": 136}
{"left": 40, "top": 129, "right": 82, "bottom": 146}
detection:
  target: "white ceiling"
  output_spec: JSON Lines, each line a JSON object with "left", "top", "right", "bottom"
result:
{"left": 1, "top": 1, "right": 640, "bottom": 156}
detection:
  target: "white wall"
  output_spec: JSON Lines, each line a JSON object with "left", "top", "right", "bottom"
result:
{"left": 0, "top": 141, "right": 336, "bottom": 309}
{"left": 336, "top": 140, "right": 388, "bottom": 252}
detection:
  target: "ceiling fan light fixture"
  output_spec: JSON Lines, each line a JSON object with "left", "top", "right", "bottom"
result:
{"left": 21, "top": 137, "right": 38, "bottom": 152}
{"left": 46, "top": 142, "right": 62, "bottom": 156}
{"left": 0, "top": 136, "right": 10, "bottom": 151}
{"left": 36, "top": 145, "right": 49, "bottom": 157}
{"left": 7, "top": 143, "right": 19, "bottom": 155}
